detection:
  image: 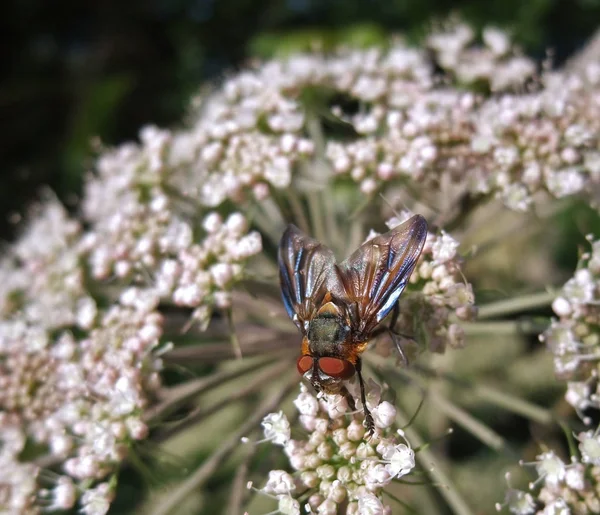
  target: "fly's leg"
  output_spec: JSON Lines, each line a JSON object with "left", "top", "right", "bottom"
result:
{"left": 388, "top": 303, "right": 414, "bottom": 367}
{"left": 341, "top": 385, "right": 357, "bottom": 411}
{"left": 356, "top": 358, "right": 375, "bottom": 436}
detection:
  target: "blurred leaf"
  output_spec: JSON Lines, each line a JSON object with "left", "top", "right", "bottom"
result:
{"left": 62, "top": 74, "right": 133, "bottom": 192}
{"left": 248, "top": 23, "right": 388, "bottom": 59}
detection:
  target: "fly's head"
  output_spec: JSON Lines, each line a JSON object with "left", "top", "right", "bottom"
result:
{"left": 297, "top": 355, "right": 356, "bottom": 394}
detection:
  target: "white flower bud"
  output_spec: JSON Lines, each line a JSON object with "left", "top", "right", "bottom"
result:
{"left": 372, "top": 401, "right": 396, "bottom": 429}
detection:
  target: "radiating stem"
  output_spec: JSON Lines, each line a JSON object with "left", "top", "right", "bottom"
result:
{"left": 416, "top": 364, "right": 555, "bottom": 425}
{"left": 432, "top": 190, "right": 485, "bottom": 232}
{"left": 227, "top": 308, "right": 242, "bottom": 359}
{"left": 472, "top": 384, "right": 554, "bottom": 425}
{"left": 460, "top": 320, "right": 548, "bottom": 335}
{"left": 367, "top": 355, "right": 555, "bottom": 425}
{"left": 145, "top": 355, "right": 279, "bottom": 424}
{"left": 307, "top": 188, "right": 326, "bottom": 243}
{"left": 366, "top": 359, "right": 511, "bottom": 452}
{"left": 476, "top": 291, "right": 556, "bottom": 319}
{"left": 150, "top": 376, "right": 298, "bottom": 515}
{"left": 155, "top": 359, "right": 292, "bottom": 442}
{"left": 304, "top": 113, "right": 328, "bottom": 242}
{"left": 284, "top": 188, "right": 311, "bottom": 234}
{"left": 249, "top": 199, "right": 285, "bottom": 248}
{"left": 233, "top": 292, "right": 298, "bottom": 334}
{"left": 383, "top": 489, "right": 418, "bottom": 514}
{"left": 427, "top": 391, "right": 508, "bottom": 452}
{"left": 346, "top": 215, "right": 364, "bottom": 257}
{"left": 227, "top": 449, "right": 255, "bottom": 515}
{"left": 164, "top": 344, "right": 294, "bottom": 365}
{"left": 395, "top": 407, "right": 475, "bottom": 515}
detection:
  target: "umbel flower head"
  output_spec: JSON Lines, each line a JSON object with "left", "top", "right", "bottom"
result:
{"left": 2, "top": 18, "right": 600, "bottom": 515}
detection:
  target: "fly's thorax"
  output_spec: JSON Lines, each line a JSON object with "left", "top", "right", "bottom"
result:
{"left": 307, "top": 301, "right": 350, "bottom": 357}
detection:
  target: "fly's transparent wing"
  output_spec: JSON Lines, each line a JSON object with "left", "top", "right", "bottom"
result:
{"left": 278, "top": 224, "right": 346, "bottom": 333}
{"left": 338, "top": 215, "right": 428, "bottom": 338}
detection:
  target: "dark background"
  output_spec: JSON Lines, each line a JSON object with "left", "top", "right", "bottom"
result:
{"left": 2, "top": 0, "right": 600, "bottom": 239}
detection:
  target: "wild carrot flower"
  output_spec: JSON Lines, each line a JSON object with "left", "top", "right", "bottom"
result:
{"left": 3, "top": 19, "right": 600, "bottom": 515}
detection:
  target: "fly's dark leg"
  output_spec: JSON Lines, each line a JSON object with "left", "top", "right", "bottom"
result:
{"left": 389, "top": 301, "right": 400, "bottom": 329}
{"left": 388, "top": 303, "right": 409, "bottom": 367}
{"left": 356, "top": 357, "right": 375, "bottom": 436}
{"left": 341, "top": 385, "right": 357, "bottom": 411}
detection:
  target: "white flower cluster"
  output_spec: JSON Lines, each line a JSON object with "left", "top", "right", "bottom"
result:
{"left": 256, "top": 384, "right": 415, "bottom": 514}
{"left": 371, "top": 214, "right": 477, "bottom": 356}
{"left": 0, "top": 202, "right": 163, "bottom": 514}
{"left": 0, "top": 201, "right": 95, "bottom": 331}
{"left": 469, "top": 66, "right": 600, "bottom": 212}
{"left": 427, "top": 22, "right": 536, "bottom": 91}
{"left": 180, "top": 25, "right": 595, "bottom": 213}
{"left": 83, "top": 125, "right": 262, "bottom": 323}
{"left": 540, "top": 236, "right": 600, "bottom": 419}
{"left": 498, "top": 437, "right": 600, "bottom": 515}
{"left": 75, "top": 25, "right": 599, "bottom": 228}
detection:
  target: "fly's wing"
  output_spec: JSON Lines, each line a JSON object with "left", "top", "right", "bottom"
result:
{"left": 278, "top": 224, "right": 346, "bottom": 333}
{"left": 338, "top": 215, "right": 428, "bottom": 339}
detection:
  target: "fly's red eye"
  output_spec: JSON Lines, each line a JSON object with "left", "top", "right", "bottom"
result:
{"left": 318, "top": 357, "right": 355, "bottom": 379}
{"left": 297, "top": 356, "right": 313, "bottom": 375}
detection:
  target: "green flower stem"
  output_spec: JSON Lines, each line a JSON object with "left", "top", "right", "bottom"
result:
{"left": 371, "top": 356, "right": 511, "bottom": 453}
{"left": 145, "top": 355, "right": 280, "bottom": 424}
{"left": 226, "top": 308, "right": 242, "bottom": 359}
{"left": 322, "top": 186, "right": 338, "bottom": 248}
{"left": 427, "top": 390, "right": 508, "bottom": 452}
{"left": 468, "top": 200, "right": 565, "bottom": 259}
{"left": 249, "top": 200, "right": 285, "bottom": 248}
{"left": 155, "top": 359, "right": 293, "bottom": 442}
{"left": 460, "top": 320, "right": 548, "bottom": 335}
{"left": 346, "top": 216, "right": 366, "bottom": 256}
{"left": 150, "top": 375, "right": 299, "bottom": 515}
{"left": 283, "top": 188, "right": 311, "bottom": 235}
{"left": 472, "top": 383, "right": 553, "bottom": 425}
{"left": 226, "top": 448, "right": 255, "bottom": 515}
{"left": 303, "top": 115, "right": 328, "bottom": 242}
{"left": 233, "top": 291, "right": 298, "bottom": 334}
{"left": 307, "top": 187, "right": 327, "bottom": 242}
{"left": 305, "top": 111, "right": 326, "bottom": 156}
{"left": 383, "top": 489, "right": 419, "bottom": 514}
{"left": 432, "top": 190, "right": 486, "bottom": 232}
{"left": 395, "top": 407, "right": 475, "bottom": 515}
{"left": 367, "top": 354, "right": 554, "bottom": 426}
{"left": 468, "top": 219, "right": 538, "bottom": 259}
{"left": 476, "top": 291, "right": 557, "bottom": 319}
{"left": 164, "top": 343, "right": 294, "bottom": 365}
{"left": 261, "top": 196, "right": 287, "bottom": 233}
{"left": 414, "top": 365, "right": 554, "bottom": 425}
{"left": 239, "top": 278, "right": 281, "bottom": 300}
